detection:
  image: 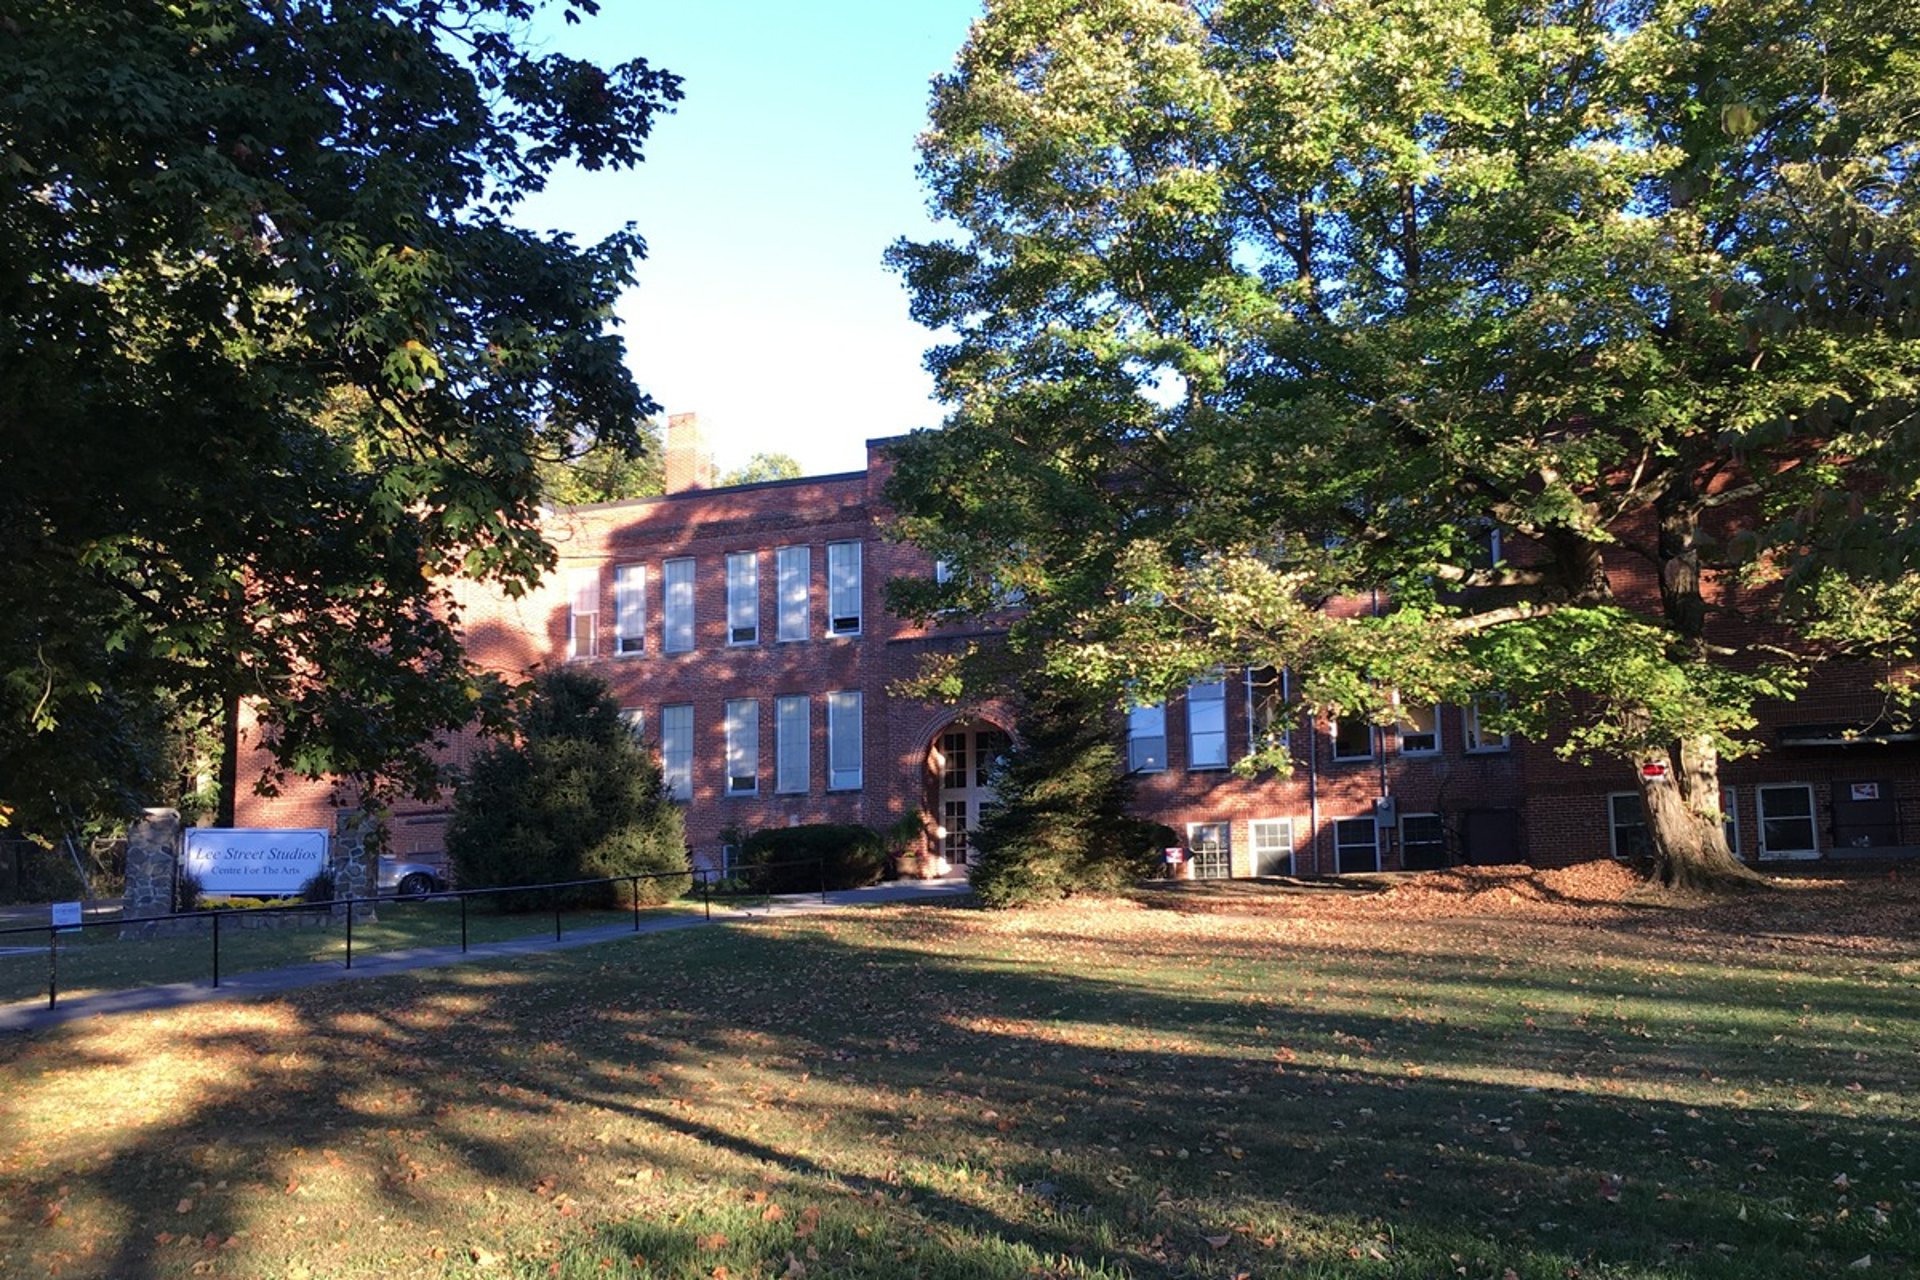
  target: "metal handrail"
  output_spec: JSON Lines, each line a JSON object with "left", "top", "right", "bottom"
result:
{"left": 0, "top": 857, "right": 831, "bottom": 1012}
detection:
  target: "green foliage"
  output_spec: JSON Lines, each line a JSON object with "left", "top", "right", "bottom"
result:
{"left": 889, "top": 0, "right": 1920, "bottom": 884}
{"left": 717, "top": 453, "right": 806, "bottom": 487}
{"left": 969, "top": 679, "right": 1168, "bottom": 908}
{"left": 537, "top": 420, "right": 668, "bottom": 506}
{"left": 737, "top": 824, "right": 886, "bottom": 893}
{"left": 447, "top": 670, "right": 689, "bottom": 911}
{"left": 298, "top": 869, "right": 337, "bottom": 905}
{"left": 173, "top": 871, "right": 205, "bottom": 915}
{"left": 0, "top": 2, "right": 681, "bottom": 824}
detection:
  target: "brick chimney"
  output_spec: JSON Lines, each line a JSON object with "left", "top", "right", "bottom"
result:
{"left": 663, "top": 411, "right": 715, "bottom": 493}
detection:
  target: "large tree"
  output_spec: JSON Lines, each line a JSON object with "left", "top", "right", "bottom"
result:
{"left": 0, "top": 1, "right": 680, "bottom": 828}
{"left": 887, "top": 0, "right": 1920, "bottom": 889}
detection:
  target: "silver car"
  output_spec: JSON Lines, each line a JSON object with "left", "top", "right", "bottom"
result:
{"left": 377, "top": 855, "right": 447, "bottom": 898}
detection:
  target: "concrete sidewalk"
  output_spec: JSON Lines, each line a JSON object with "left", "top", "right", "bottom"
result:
{"left": 0, "top": 879, "right": 972, "bottom": 1036}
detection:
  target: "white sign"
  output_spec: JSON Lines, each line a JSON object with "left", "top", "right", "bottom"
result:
{"left": 182, "top": 828, "right": 329, "bottom": 897}
{"left": 1850, "top": 782, "right": 1881, "bottom": 801}
{"left": 50, "top": 901, "right": 82, "bottom": 933}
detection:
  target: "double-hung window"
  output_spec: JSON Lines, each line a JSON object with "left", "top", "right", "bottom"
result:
{"left": 1758, "top": 783, "right": 1818, "bottom": 859}
{"left": 827, "top": 691, "right": 863, "bottom": 789}
{"left": 1187, "top": 677, "right": 1228, "bottom": 769}
{"left": 620, "top": 708, "right": 645, "bottom": 740}
{"left": 1333, "top": 716, "right": 1373, "bottom": 761}
{"left": 724, "top": 699, "right": 759, "bottom": 794}
{"left": 566, "top": 569, "right": 598, "bottom": 659}
{"left": 1334, "top": 818, "right": 1379, "bottom": 873}
{"left": 663, "top": 557, "right": 695, "bottom": 653}
{"left": 826, "top": 541, "right": 862, "bottom": 636}
{"left": 1607, "top": 793, "right": 1651, "bottom": 860}
{"left": 1248, "top": 666, "right": 1291, "bottom": 754}
{"left": 1127, "top": 702, "right": 1167, "bottom": 773}
{"left": 775, "top": 695, "right": 809, "bottom": 793}
{"left": 614, "top": 564, "right": 645, "bottom": 655}
{"left": 1721, "top": 785, "right": 1740, "bottom": 856}
{"left": 776, "top": 545, "right": 809, "bottom": 641}
{"left": 1396, "top": 703, "right": 1440, "bottom": 755}
{"left": 726, "top": 552, "right": 759, "bottom": 645}
{"left": 1250, "top": 818, "right": 1294, "bottom": 876}
{"left": 660, "top": 704, "right": 693, "bottom": 801}
{"left": 1464, "top": 698, "right": 1510, "bottom": 752}
{"left": 1400, "top": 813, "right": 1447, "bottom": 869}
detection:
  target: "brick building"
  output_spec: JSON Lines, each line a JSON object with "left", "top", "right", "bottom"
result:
{"left": 238, "top": 413, "right": 1920, "bottom": 877}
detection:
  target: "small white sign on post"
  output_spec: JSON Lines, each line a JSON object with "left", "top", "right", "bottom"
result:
{"left": 50, "top": 901, "right": 82, "bottom": 934}
{"left": 181, "top": 829, "right": 330, "bottom": 897}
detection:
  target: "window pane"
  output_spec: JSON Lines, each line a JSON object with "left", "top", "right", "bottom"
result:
{"left": 663, "top": 558, "right": 695, "bottom": 652}
{"left": 1334, "top": 818, "right": 1378, "bottom": 873}
{"left": 567, "top": 568, "right": 598, "bottom": 659}
{"left": 1251, "top": 818, "right": 1294, "bottom": 876}
{"left": 828, "top": 691, "right": 863, "bottom": 789}
{"left": 1187, "top": 678, "right": 1228, "bottom": 769}
{"left": 1608, "top": 793, "right": 1651, "bottom": 860}
{"left": 1333, "top": 717, "right": 1372, "bottom": 759}
{"left": 1759, "top": 785, "right": 1817, "bottom": 855}
{"left": 614, "top": 564, "right": 645, "bottom": 654}
{"left": 1465, "top": 698, "right": 1509, "bottom": 751}
{"left": 661, "top": 704, "right": 693, "bottom": 801}
{"left": 1396, "top": 704, "right": 1439, "bottom": 754}
{"left": 827, "top": 541, "right": 861, "bottom": 635}
{"left": 940, "top": 731, "right": 968, "bottom": 789}
{"left": 620, "top": 708, "right": 644, "bottom": 741}
{"left": 725, "top": 699, "right": 758, "bottom": 793}
{"left": 726, "top": 552, "right": 758, "bottom": 644}
{"left": 776, "top": 546, "right": 809, "bottom": 641}
{"left": 774, "top": 696, "right": 809, "bottom": 794}
{"left": 1187, "top": 822, "right": 1230, "bottom": 879}
{"left": 1127, "top": 702, "right": 1166, "bottom": 772}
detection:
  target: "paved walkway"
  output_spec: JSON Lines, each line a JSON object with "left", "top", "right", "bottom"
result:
{"left": 0, "top": 879, "right": 972, "bottom": 1036}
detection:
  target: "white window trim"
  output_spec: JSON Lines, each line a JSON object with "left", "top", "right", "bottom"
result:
{"left": 1606, "top": 791, "right": 1646, "bottom": 860}
{"left": 775, "top": 694, "right": 809, "bottom": 794}
{"left": 1127, "top": 702, "right": 1167, "bottom": 773}
{"left": 1395, "top": 702, "right": 1442, "bottom": 756}
{"left": 1333, "top": 817, "right": 1380, "bottom": 873}
{"left": 1186, "top": 677, "right": 1229, "bottom": 771}
{"left": 662, "top": 557, "right": 696, "bottom": 654}
{"left": 1331, "top": 716, "right": 1374, "bottom": 762}
{"left": 826, "top": 541, "right": 862, "bottom": 637}
{"left": 1185, "top": 821, "right": 1232, "bottom": 878}
{"left": 726, "top": 552, "right": 759, "bottom": 646}
{"left": 660, "top": 703, "right": 694, "bottom": 802}
{"left": 613, "top": 563, "right": 646, "bottom": 656}
{"left": 827, "top": 690, "right": 863, "bottom": 790}
{"left": 1249, "top": 817, "right": 1295, "bottom": 875}
{"left": 566, "top": 568, "right": 598, "bottom": 660}
{"left": 1464, "top": 698, "right": 1510, "bottom": 753}
{"left": 776, "top": 545, "right": 809, "bottom": 642}
{"left": 724, "top": 699, "right": 759, "bottom": 795}
{"left": 1757, "top": 782, "right": 1820, "bottom": 860}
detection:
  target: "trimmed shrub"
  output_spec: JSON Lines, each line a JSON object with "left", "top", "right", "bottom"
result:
{"left": 738, "top": 823, "right": 885, "bottom": 893}
{"left": 448, "top": 669, "right": 690, "bottom": 911}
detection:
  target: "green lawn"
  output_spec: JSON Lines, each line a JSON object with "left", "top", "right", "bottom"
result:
{"left": 0, "top": 897, "right": 700, "bottom": 1006}
{"left": 0, "top": 879, "right": 1914, "bottom": 1279}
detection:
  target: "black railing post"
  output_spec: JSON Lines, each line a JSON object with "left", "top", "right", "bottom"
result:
{"left": 820, "top": 858, "right": 827, "bottom": 905}
{"left": 47, "top": 925, "right": 56, "bottom": 1011}
{"left": 212, "top": 909, "right": 221, "bottom": 988}
{"left": 460, "top": 891, "right": 468, "bottom": 953}
{"left": 554, "top": 887, "right": 562, "bottom": 942}
{"left": 345, "top": 894, "right": 353, "bottom": 970}
{"left": 702, "top": 869, "right": 711, "bottom": 920}
{"left": 631, "top": 877, "right": 640, "bottom": 932}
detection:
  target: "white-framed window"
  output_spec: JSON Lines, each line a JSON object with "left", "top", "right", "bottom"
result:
{"left": 775, "top": 694, "right": 809, "bottom": 794}
{"left": 1607, "top": 792, "right": 1651, "bottom": 860}
{"left": 613, "top": 563, "right": 645, "bottom": 655}
{"left": 726, "top": 552, "right": 759, "bottom": 645}
{"left": 827, "top": 690, "right": 863, "bottom": 789}
{"left": 566, "top": 568, "right": 598, "bottom": 659}
{"left": 1464, "top": 697, "right": 1510, "bottom": 752}
{"left": 1395, "top": 703, "right": 1440, "bottom": 755}
{"left": 1249, "top": 818, "right": 1294, "bottom": 876}
{"left": 1758, "top": 783, "right": 1819, "bottom": 860}
{"left": 660, "top": 703, "right": 693, "bottom": 801}
{"left": 1334, "top": 817, "right": 1379, "bottom": 873}
{"left": 934, "top": 558, "right": 954, "bottom": 584}
{"left": 1187, "top": 822, "right": 1231, "bottom": 879}
{"left": 620, "top": 707, "right": 645, "bottom": 741}
{"left": 1721, "top": 785, "right": 1739, "bottom": 856}
{"left": 663, "top": 557, "right": 695, "bottom": 653}
{"left": 720, "top": 843, "right": 740, "bottom": 877}
{"left": 776, "top": 545, "right": 809, "bottom": 641}
{"left": 1332, "top": 716, "right": 1373, "bottom": 761}
{"left": 1400, "top": 812, "right": 1447, "bottom": 868}
{"left": 1186, "top": 676, "right": 1228, "bottom": 769}
{"left": 826, "top": 541, "right": 862, "bottom": 636}
{"left": 724, "top": 699, "right": 758, "bottom": 794}
{"left": 1247, "top": 666, "right": 1291, "bottom": 753}
{"left": 1127, "top": 702, "right": 1167, "bottom": 772}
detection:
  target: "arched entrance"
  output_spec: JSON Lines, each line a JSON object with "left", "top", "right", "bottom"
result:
{"left": 926, "top": 718, "right": 1011, "bottom": 874}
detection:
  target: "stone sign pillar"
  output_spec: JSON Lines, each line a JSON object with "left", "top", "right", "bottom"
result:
{"left": 332, "top": 808, "right": 379, "bottom": 923}
{"left": 122, "top": 808, "right": 181, "bottom": 932}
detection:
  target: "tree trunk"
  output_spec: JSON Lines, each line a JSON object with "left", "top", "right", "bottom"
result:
{"left": 1636, "top": 733, "right": 1766, "bottom": 891}
{"left": 214, "top": 689, "right": 240, "bottom": 829}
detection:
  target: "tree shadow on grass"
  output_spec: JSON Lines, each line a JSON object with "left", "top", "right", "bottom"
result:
{"left": 0, "top": 909, "right": 1914, "bottom": 1279}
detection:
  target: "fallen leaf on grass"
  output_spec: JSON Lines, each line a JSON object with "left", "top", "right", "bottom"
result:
{"left": 761, "top": 1203, "right": 785, "bottom": 1223}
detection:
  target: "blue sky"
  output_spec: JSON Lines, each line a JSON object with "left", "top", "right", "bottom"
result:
{"left": 515, "top": 1, "right": 985, "bottom": 476}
